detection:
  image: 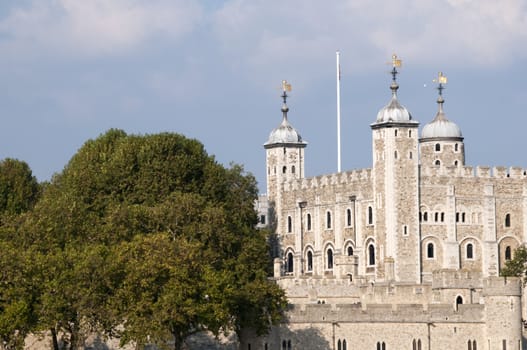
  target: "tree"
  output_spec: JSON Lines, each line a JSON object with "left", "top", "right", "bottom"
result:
{"left": 501, "top": 246, "right": 527, "bottom": 282}
{"left": 0, "top": 158, "right": 40, "bottom": 217}
{"left": 15, "top": 129, "right": 285, "bottom": 349}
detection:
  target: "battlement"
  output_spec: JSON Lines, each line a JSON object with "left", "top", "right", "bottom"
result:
{"left": 282, "top": 168, "right": 372, "bottom": 192}
{"left": 482, "top": 276, "right": 522, "bottom": 296}
{"left": 420, "top": 165, "right": 527, "bottom": 180}
{"left": 286, "top": 302, "right": 485, "bottom": 324}
{"left": 432, "top": 269, "right": 482, "bottom": 289}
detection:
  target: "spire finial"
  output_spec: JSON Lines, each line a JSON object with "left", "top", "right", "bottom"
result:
{"left": 433, "top": 72, "right": 447, "bottom": 109}
{"left": 389, "top": 54, "right": 402, "bottom": 94}
{"left": 280, "top": 80, "right": 292, "bottom": 119}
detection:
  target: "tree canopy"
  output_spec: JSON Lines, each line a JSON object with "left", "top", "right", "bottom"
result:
{"left": 0, "top": 130, "right": 286, "bottom": 350}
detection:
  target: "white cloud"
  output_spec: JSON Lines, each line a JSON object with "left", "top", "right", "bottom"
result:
{"left": 0, "top": 0, "right": 203, "bottom": 58}
{"left": 212, "top": 0, "right": 527, "bottom": 77}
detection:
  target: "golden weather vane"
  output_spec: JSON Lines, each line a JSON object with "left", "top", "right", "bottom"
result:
{"left": 391, "top": 54, "right": 402, "bottom": 68}
{"left": 433, "top": 72, "right": 448, "bottom": 85}
{"left": 281, "top": 80, "right": 292, "bottom": 92}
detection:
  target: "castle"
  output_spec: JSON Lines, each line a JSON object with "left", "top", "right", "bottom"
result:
{"left": 246, "top": 56, "right": 526, "bottom": 350}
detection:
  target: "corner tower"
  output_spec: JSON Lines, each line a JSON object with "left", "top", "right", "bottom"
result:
{"left": 264, "top": 81, "right": 307, "bottom": 214}
{"left": 420, "top": 72, "right": 465, "bottom": 167}
{"left": 370, "top": 55, "right": 420, "bottom": 283}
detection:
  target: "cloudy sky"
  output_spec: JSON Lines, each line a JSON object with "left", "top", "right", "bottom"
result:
{"left": 1, "top": 0, "right": 526, "bottom": 192}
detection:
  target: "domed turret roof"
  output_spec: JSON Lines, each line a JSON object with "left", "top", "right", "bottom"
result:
{"left": 421, "top": 104, "right": 462, "bottom": 139}
{"left": 376, "top": 93, "right": 412, "bottom": 123}
{"left": 420, "top": 73, "right": 463, "bottom": 140}
{"left": 264, "top": 85, "right": 307, "bottom": 148}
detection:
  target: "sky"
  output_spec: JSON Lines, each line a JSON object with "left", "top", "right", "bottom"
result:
{"left": 0, "top": 0, "right": 526, "bottom": 193}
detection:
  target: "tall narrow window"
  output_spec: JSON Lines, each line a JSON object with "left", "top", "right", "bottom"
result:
{"left": 441, "top": 212, "right": 445, "bottom": 222}
{"left": 466, "top": 243, "right": 474, "bottom": 259}
{"left": 395, "top": 129, "right": 398, "bottom": 137}
{"left": 347, "top": 246, "right": 353, "bottom": 256}
{"left": 435, "top": 160, "right": 441, "bottom": 166}
{"left": 282, "top": 166, "right": 286, "bottom": 174}
{"left": 291, "top": 165, "right": 295, "bottom": 174}
{"left": 413, "top": 339, "right": 417, "bottom": 350}
{"left": 456, "top": 212, "right": 460, "bottom": 222}
{"left": 435, "top": 143, "right": 441, "bottom": 151}
{"left": 423, "top": 212, "right": 428, "bottom": 222}
{"left": 282, "top": 341, "right": 286, "bottom": 350}
{"left": 468, "top": 340, "right": 472, "bottom": 350}
{"left": 307, "top": 251, "right": 313, "bottom": 271}
{"left": 286, "top": 252, "right": 294, "bottom": 273}
{"left": 368, "top": 244, "right": 375, "bottom": 266}
{"left": 419, "top": 212, "right": 422, "bottom": 222}
{"left": 427, "top": 243, "right": 434, "bottom": 258}
{"left": 338, "top": 340, "right": 342, "bottom": 350}
{"left": 505, "top": 214, "right": 511, "bottom": 227}
{"left": 456, "top": 295, "right": 463, "bottom": 311}
{"left": 409, "top": 130, "right": 412, "bottom": 137}
{"left": 455, "top": 143, "right": 459, "bottom": 151}
{"left": 417, "top": 339, "right": 421, "bottom": 350}
{"left": 368, "top": 206, "right": 373, "bottom": 225}
{"left": 307, "top": 213, "right": 312, "bottom": 231}
{"left": 326, "top": 211, "right": 332, "bottom": 229}
{"left": 502, "top": 339, "right": 506, "bottom": 350}
{"left": 287, "top": 216, "right": 292, "bottom": 233}
{"left": 394, "top": 150, "right": 398, "bottom": 159}
{"left": 434, "top": 212, "right": 439, "bottom": 222}
{"left": 343, "top": 340, "right": 347, "bottom": 350}
{"left": 287, "top": 340, "right": 291, "bottom": 350}
{"left": 347, "top": 208, "right": 352, "bottom": 226}
{"left": 462, "top": 212, "right": 466, "bottom": 223}
{"left": 472, "top": 340, "right": 477, "bottom": 350}
{"left": 505, "top": 246, "right": 512, "bottom": 261}
{"left": 327, "top": 248, "right": 334, "bottom": 269}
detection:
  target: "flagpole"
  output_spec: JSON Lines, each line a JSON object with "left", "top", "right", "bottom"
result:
{"left": 336, "top": 51, "right": 342, "bottom": 173}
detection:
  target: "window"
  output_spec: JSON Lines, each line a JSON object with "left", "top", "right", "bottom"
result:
{"left": 455, "top": 143, "right": 459, "bottom": 152}
{"left": 423, "top": 212, "right": 428, "bottom": 222}
{"left": 413, "top": 339, "right": 422, "bottom": 350}
{"left": 343, "top": 339, "right": 347, "bottom": 350}
{"left": 248, "top": 344, "right": 251, "bottom": 350}
{"left": 326, "top": 211, "right": 332, "bottom": 229}
{"left": 409, "top": 151, "right": 413, "bottom": 159}
{"left": 368, "top": 206, "right": 373, "bottom": 225}
{"left": 505, "top": 246, "right": 512, "bottom": 261}
{"left": 409, "top": 130, "right": 412, "bottom": 137}
{"left": 466, "top": 243, "right": 474, "bottom": 259}
{"left": 368, "top": 244, "right": 375, "bottom": 266}
{"left": 347, "top": 208, "right": 352, "bottom": 226}
{"left": 505, "top": 214, "right": 511, "bottom": 227}
{"left": 427, "top": 243, "right": 434, "bottom": 258}
{"left": 286, "top": 252, "right": 294, "bottom": 273}
{"left": 287, "top": 216, "right": 292, "bottom": 233}
{"left": 282, "top": 166, "right": 286, "bottom": 174}
{"left": 454, "top": 160, "right": 459, "bottom": 166}
{"left": 291, "top": 165, "right": 295, "bottom": 174}
{"left": 403, "top": 225, "right": 408, "bottom": 236}
{"left": 347, "top": 246, "right": 353, "bottom": 256}
{"left": 456, "top": 212, "right": 459, "bottom": 222}
{"left": 307, "top": 251, "right": 313, "bottom": 271}
{"left": 264, "top": 344, "right": 268, "bottom": 350}
{"left": 327, "top": 248, "right": 334, "bottom": 269}
{"left": 472, "top": 340, "right": 477, "bottom": 350}
{"left": 456, "top": 295, "right": 463, "bottom": 311}
{"left": 434, "top": 212, "right": 439, "bottom": 222}
{"left": 502, "top": 339, "right": 506, "bottom": 350}
{"left": 338, "top": 340, "right": 342, "bottom": 350}
{"left": 259, "top": 215, "right": 266, "bottom": 225}
{"left": 282, "top": 341, "right": 286, "bottom": 350}
{"left": 462, "top": 213, "right": 466, "bottom": 222}
{"left": 395, "top": 129, "right": 398, "bottom": 137}
{"left": 394, "top": 150, "right": 398, "bottom": 159}
{"left": 468, "top": 340, "right": 472, "bottom": 350}
{"left": 419, "top": 212, "right": 422, "bottom": 222}
{"left": 307, "top": 213, "right": 312, "bottom": 231}
{"left": 435, "top": 160, "right": 441, "bottom": 166}
{"left": 441, "top": 212, "right": 445, "bottom": 222}
{"left": 435, "top": 143, "right": 441, "bottom": 152}
{"left": 287, "top": 340, "right": 291, "bottom": 350}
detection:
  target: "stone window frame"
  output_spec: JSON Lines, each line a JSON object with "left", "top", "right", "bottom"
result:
{"left": 325, "top": 243, "right": 335, "bottom": 270}
{"left": 326, "top": 210, "right": 333, "bottom": 230}
{"left": 306, "top": 213, "right": 312, "bottom": 231}
{"left": 367, "top": 206, "right": 374, "bottom": 226}
{"left": 305, "top": 247, "right": 314, "bottom": 272}
{"left": 505, "top": 213, "right": 511, "bottom": 228}
{"left": 344, "top": 240, "right": 355, "bottom": 257}
{"left": 287, "top": 215, "right": 292, "bottom": 233}
{"left": 346, "top": 208, "right": 352, "bottom": 227}
{"left": 367, "top": 242, "right": 376, "bottom": 266}
{"left": 465, "top": 242, "right": 475, "bottom": 260}
{"left": 285, "top": 249, "right": 294, "bottom": 274}
{"left": 435, "top": 143, "right": 441, "bottom": 152}
{"left": 426, "top": 242, "right": 435, "bottom": 259}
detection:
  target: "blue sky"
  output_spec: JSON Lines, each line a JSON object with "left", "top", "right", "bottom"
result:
{"left": 0, "top": 0, "right": 526, "bottom": 193}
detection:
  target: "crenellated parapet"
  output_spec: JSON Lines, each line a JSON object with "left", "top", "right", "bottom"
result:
{"left": 482, "top": 276, "right": 522, "bottom": 297}
{"left": 281, "top": 168, "right": 373, "bottom": 193}
{"left": 432, "top": 269, "right": 482, "bottom": 289}
{"left": 420, "top": 165, "right": 527, "bottom": 180}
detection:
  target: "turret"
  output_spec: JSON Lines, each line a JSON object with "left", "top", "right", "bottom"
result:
{"left": 370, "top": 55, "right": 420, "bottom": 283}
{"left": 419, "top": 72, "right": 465, "bottom": 168}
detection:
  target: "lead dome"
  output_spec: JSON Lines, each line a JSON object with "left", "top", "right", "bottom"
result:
{"left": 421, "top": 102, "right": 462, "bottom": 139}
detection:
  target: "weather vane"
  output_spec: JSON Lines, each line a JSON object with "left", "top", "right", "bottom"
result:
{"left": 281, "top": 80, "right": 292, "bottom": 104}
{"left": 433, "top": 72, "right": 447, "bottom": 97}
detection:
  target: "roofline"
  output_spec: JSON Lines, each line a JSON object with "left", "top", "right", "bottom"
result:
{"left": 370, "top": 121, "right": 420, "bottom": 129}
{"left": 264, "top": 142, "right": 308, "bottom": 149}
{"left": 419, "top": 136, "right": 464, "bottom": 143}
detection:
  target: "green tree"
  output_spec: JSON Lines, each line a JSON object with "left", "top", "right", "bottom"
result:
{"left": 501, "top": 246, "right": 527, "bottom": 282}
{"left": 16, "top": 129, "right": 285, "bottom": 349}
{"left": 0, "top": 158, "right": 40, "bottom": 217}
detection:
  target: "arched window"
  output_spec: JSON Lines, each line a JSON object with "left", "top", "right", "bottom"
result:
{"left": 382, "top": 342, "right": 386, "bottom": 350}
{"left": 403, "top": 225, "right": 408, "bottom": 235}
{"left": 368, "top": 206, "right": 373, "bottom": 225}
{"left": 326, "top": 211, "right": 332, "bottom": 229}
{"left": 248, "top": 344, "right": 251, "bottom": 350}
{"left": 423, "top": 212, "right": 428, "bottom": 222}
{"left": 265, "top": 344, "right": 268, "bottom": 350}
{"left": 291, "top": 165, "right": 295, "bottom": 174}
{"left": 347, "top": 246, "right": 353, "bottom": 256}
{"left": 338, "top": 340, "right": 342, "bottom": 350}
{"left": 456, "top": 295, "right": 463, "bottom": 308}
{"left": 468, "top": 340, "right": 472, "bottom": 350}
{"left": 435, "top": 160, "right": 441, "bottom": 166}
{"left": 286, "top": 252, "right": 294, "bottom": 273}
{"left": 505, "top": 246, "right": 512, "bottom": 261}
{"left": 307, "top": 251, "right": 313, "bottom": 271}
{"left": 454, "top": 160, "right": 459, "bottom": 166}
{"left": 287, "top": 216, "right": 292, "bottom": 233}
{"left": 347, "top": 208, "right": 352, "bottom": 226}
{"left": 287, "top": 340, "right": 291, "bottom": 350}
{"left": 427, "top": 243, "right": 434, "bottom": 258}
{"left": 472, "top": 340, "right": 477, "bottom": 350}
{"left": 417, "top": 339, "right": 421, "bottom": 350}
{"left": 377, "top": 342, "right": 381, "bottom": 350}
{"left": 368, "top": 244, "right": 375, "bottom": 266}
{"left": 307, "top": 213, "right": 312, "bottom": 231}
{"left": 343, "top": 339, "right": 347, "bottom": 350}
{"left": 435, "top": 143, "right": 441, "bottom": 151}
{"left": 327, "top": 248, "right": 334, "bottom": 269}
{"left": 282, "top": 166, "right": 286, "bottom": 174}
{"left": 413, "top": 339, "right": 417, "bottom": 350}
{"left": 505, "top": 214, "right": 511, "bottom": 227}
{"left": 282, "top": 340, "right": 286, "bottom": 350}
{"left": 466, "top": 243, "right": 474, "bottom": 259}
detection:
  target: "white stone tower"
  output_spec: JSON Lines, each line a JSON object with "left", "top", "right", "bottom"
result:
{"left": 370, "top": 55, "right": 420, "bottom": 283}
{"left": 264, "top": 81, "right": 307, "bottom": 227}
{"left": 420, "top": 72, "right": 465, "bottom": 168}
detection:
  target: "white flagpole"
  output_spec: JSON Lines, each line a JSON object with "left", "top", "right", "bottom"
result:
{"left": 336, "top": 51, "right": 342, "bottom": 173}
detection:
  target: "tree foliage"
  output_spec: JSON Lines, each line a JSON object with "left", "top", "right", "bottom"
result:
{"left": 1, "top": 129, "right": 285, "bottom": 350}
{"left": 501, "top": 246, "right": 527, "bottom": 282}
